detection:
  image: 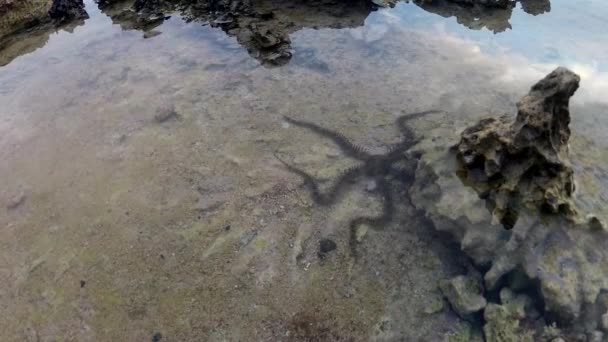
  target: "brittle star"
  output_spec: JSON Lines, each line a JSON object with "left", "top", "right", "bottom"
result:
{"left": 275, "top": 110, "right": 440, "bottom": 260}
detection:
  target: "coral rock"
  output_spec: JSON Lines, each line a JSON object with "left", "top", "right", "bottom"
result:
{"left": 456, "top": 67, "right": 580, "bottom": 228}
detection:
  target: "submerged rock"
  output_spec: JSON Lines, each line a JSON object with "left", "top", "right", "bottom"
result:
{"left": 483, "top": 288, "right": 537, "bottom": 342}
{"left": 408, "top": 68, "right": 608, "bottom": 338}
{"left": 439, "top": 274, "right": 487, "bottom": 317}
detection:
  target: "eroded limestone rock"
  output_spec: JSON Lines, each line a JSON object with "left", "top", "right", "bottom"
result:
{"left": 456, "top": 67, "right": 580, "bottom": 229}
{"left": 407, "top": 68, "right": 608, "bottom": 338}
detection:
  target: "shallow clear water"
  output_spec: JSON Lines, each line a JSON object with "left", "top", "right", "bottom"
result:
{"left": 0, "top": 0, "right": 607, "bottom": 340}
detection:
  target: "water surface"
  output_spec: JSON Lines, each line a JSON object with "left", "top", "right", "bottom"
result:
{"left": 1, "top": 0, "right": 607, "bottom": 340}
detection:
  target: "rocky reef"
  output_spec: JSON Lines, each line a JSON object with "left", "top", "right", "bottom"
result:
{"left": 408, "top": 68, "right": 608, "bottom": 340}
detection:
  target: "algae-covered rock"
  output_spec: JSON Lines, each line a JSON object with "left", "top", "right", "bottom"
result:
{"left": 601, "top": 313, "right": 608, "bottom": 332}
{"left": 440, "top": 274, "right": 487, "bottom": 317}
{"left": 483, "top": 289, "right": 536, "bottom": 342}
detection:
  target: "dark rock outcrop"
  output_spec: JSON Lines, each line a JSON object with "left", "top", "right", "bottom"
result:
{"left": 96, "top": 0, "right": 369, "bottom": 67}
{"left": 519, "top": 0, "right": 550, "bottom": 15}
{"left": 414, "top": 0, "right": 551, "bottom": 33}
{"left": 48, "top": 0, "right": 88, "bottom": 20}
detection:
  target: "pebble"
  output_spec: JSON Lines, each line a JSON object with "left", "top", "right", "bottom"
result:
{"left": 154, "top": 104, "right": 178, "bottom": 123}
{"left": 588, "top": 331, "right": 603, "bottom": 342}
{"left": 601, "top": 313, "right": 608, "bottom": 332}
{"left": 318, "top": 238, "right": 337, "bottom": 259}
{"left": 152, "top": 332, "right": 162, "bottom": 342}
{"left": 6, "top": 190, "right": 26, "bottom": 209}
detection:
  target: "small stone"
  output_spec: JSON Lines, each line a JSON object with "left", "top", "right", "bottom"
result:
{"left": 154, "top": 104, "right": 179, "bottom": 123}
{"left": 601, "top": 313, "right": 608, "bottom": 332}
{"left": 588, "top": 331, "right": 603, "bottom": 342}
{"left": 365, "top": 179, "right": 377, "bottom": 192}
{"left": 422, "top": 296, "right": 445, "bottom": 315}
{"left": 440, "top": 275, "right": 487, "bottom": 317}
{"left": 152, "top": 332, "right": 162, "bottom": 342}
{"left": 318, "top": 238, "right": 337, "bottom": 259}
{"left": 355, "top": 225, "right": 368, "bottom": 242}
{"left": 6, "top": 190, "right": 25, "bottom": 209}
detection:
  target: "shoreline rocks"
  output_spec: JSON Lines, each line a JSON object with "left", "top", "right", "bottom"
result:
{"left": 408, "top": 67, "right": 608, "bottom": 340}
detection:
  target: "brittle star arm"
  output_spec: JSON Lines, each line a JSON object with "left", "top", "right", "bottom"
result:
{"left": 275, "top": 154, "right": 364, "bottom": 206}
{"left": 283, "top": 116, "right": 372, "bottom": 161}
{"left": 385, "top": 110, "right": 442, "bottom": 160}
{"left": 348, "top": 177, "right": 395, "bottom": 259}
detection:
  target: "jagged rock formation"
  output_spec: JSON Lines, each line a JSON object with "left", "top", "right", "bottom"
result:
{"left": 456, "top": 67, "right": 579, "bottom": 229}
{"left": 408, "top": 68, "right": 608, "bottom": 340}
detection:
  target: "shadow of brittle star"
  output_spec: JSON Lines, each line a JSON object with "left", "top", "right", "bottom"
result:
{"left": 275, "top": 110, "right": 441, "bottom": 260}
